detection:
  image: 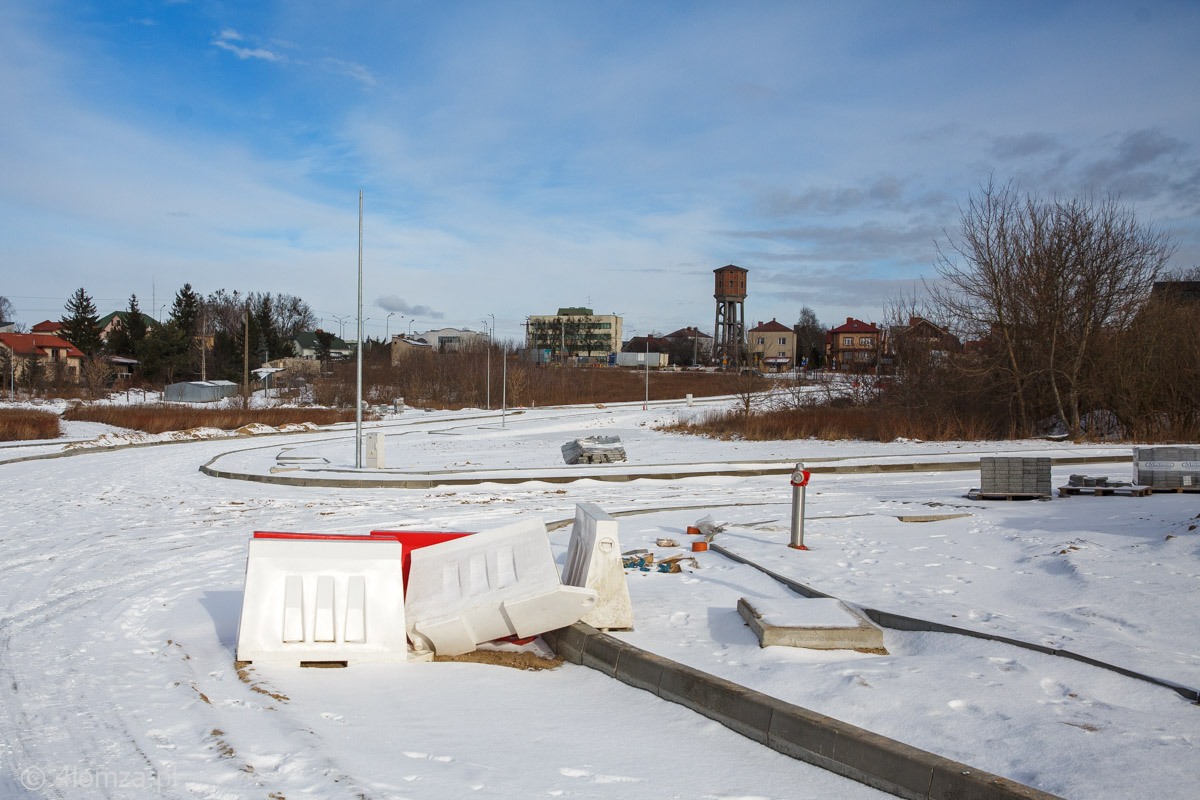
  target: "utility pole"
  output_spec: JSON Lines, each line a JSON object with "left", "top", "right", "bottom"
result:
{"left": 242, "top": 301, "right": 249, "bottom": 404}
{"left": 483, "top": 317, "right": 492, "bottom": 410}
{"left": 644, "top": 335, "right": 650, "bottom": 410}
{"left": 355, "top": 190, "right": 364, "bottom": 469}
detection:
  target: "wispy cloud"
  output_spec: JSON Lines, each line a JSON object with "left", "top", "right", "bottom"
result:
{"left": 212, "top": 29, "right": 281, "bottom": 62}
{"left": 321, "top": 57, "right": 376, "bottom": 87}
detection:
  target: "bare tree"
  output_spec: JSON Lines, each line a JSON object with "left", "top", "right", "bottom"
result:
{"left": 931, "top": 180, "right": 1174, "bottom": 438}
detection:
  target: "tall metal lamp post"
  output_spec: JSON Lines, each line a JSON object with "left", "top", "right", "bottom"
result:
{"left": 386, "top": 311, "right": 397, "bottom": 341}
{"left": 482, "top": 316, "right": 493, "bottom": 410}
{"left": 354, "top": 190, "right": 363, "bottom": 469}
{"left": 644, "top": 334, "right": 650, "bottom": 411}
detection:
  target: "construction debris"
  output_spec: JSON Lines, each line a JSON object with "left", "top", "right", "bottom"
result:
{"left": 561, "top": 436, "right": 627, "bottom": 465}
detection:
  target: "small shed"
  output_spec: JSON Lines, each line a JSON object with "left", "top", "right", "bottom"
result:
{"left": 163, "top": 380, "right": 239, "bottom": 403}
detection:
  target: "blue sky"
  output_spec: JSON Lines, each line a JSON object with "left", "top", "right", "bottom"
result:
{"left": 2, "top": 1, "right": 1198, "bottom": 342}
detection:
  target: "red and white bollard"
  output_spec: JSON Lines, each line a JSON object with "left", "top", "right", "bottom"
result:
{"left": 789, "top": 462, "right": 811, "bottom": 550}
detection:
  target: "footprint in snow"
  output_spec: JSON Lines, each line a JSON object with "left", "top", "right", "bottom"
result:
{"left": 669, "top": 612, "right": 690, "bottom": 626}
{"left": 320, "top": 712, "right": 345, "bottom": 724}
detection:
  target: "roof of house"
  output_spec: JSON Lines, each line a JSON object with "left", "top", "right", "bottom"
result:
{"left": 32, "top": 320, "right": 62, "bottom": 333}
{"left": 714, "top": 264, "right": 748, "bottom": 273}
{"left": 97, "top": 311, "right": 159, "bottom": 331}
{"left": 830, "top": 317, "right": 880, "bottom": 334}
{"left": 663, "top": 326, "right": 712, "bottom": 339}
{"left": 294, "top": 331, "right": 350, "bottom": 350}
{"left": 749, "top": 319, "right": 792, "bottom": 333}
{"left": 0, "top": 332, "right": 86, "bottom": 359}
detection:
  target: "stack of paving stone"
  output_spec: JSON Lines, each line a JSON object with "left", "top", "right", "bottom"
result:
{"left": 1132, "top": 446, "right": 1200, "bottom": 488}
{"left": 561, "top": 436, "right": 627, "bottom": 465}
{"left": 980, "top": 456, "right": 1052, "bottom": 496}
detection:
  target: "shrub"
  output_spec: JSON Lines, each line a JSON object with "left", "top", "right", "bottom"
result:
{"left": 60, "top": 404, "right": 359, "bottom": 434}
{"left": 0, "top": 408, "right": 61, "bottom": 441}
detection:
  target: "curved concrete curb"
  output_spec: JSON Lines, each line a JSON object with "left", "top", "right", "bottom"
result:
{"left": 712, "top": 543, "right": 1200, "bottom": 704}
{"left": 199, "top": 453, "right": 1133, "bottom": 490}
{"left": 544, "top": 623, "right": 1062, "bottom": 800}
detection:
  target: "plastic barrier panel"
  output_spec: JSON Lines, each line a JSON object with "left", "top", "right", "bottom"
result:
{"left": 236, "top": 536, "right": 408, "bottom": 666}
{"left": 561, "top": 503, "right": 634, "bottom": 630}
{"left": 404, "top": 518, "right": 598, "bottom": 656}
{"left": 369, "top": 530, "right": 475, "bottom": 590}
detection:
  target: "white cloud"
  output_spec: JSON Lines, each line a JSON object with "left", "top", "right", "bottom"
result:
{"left": 321, "top": 57, "right": 376, "bottom": 87}
{"left": 212, "top": 37, "right": 282, "bottom": 62}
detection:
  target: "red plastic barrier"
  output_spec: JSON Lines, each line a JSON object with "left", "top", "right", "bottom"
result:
{"left": 369, "top": 531, "right": 475, "bottom": 589}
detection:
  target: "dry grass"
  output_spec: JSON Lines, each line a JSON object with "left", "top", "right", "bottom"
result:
{"left": 61, "top": 404, "right": 358, "bottom": 434}
{"left": 662, "top": 404, "right": 1006, "bottom": 442}
{"left": 0, "top": 408, "right": 62, "bottom": 441}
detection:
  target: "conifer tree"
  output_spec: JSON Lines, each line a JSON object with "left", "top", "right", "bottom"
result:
{"left": 60, "top": 287, "right": 102, "bottom": 357}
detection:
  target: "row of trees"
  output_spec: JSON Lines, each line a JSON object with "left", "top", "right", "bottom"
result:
{"left": 57, "top": 285, "right": 316, "bottom": 386}
{"left": 882, "top": 180, "right": 1196, "bottom": 441}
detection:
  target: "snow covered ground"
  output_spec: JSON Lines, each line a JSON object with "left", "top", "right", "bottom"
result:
{"left": 0, "top": 398, "right": 1196, "bottom": 798}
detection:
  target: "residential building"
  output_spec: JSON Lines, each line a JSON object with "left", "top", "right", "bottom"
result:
{"left": 97, "top": 310, "right": 158, "bottom": 340}
{"left": 526, "top": 308, "right": 622, "bottom": 360}
{"left": 293, "top": 330, "right": 352, "bottom": 360}
{"left": 887, "top": 317, "right": 960, "bottom": 370}
{"left": 415, "top": 327, "right": 488, "bottom": 353}
{"left": 826, "top": 318, "right": 881, "bottom": 372}
{"left": 0, "top": 331, "right": 86, "bottom": 382}
{"left": 662, "top": 326, "right": 713, "bottom": 366}
{"left": 748, "top": 319, "right": 796, "bottom": 372}
{"left": 31, "top": 320, "right": 63, "bottom": 334}
{"left": 389, "top": 335, "right": 433, "bottom": 364}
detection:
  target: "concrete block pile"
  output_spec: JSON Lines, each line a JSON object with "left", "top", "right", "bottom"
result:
{"left": 1133, "top": 446, "right": 1200, "bottom": 488}
{"left": 979, "top": 456, "right": 1051, "bottom": 496}
{"left": 561, "top": 436, "right": 627, "bottom": 464}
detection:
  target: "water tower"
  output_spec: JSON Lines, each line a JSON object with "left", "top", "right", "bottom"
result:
{"left": 713, "top": 264, "right": 747, "bottom": 368}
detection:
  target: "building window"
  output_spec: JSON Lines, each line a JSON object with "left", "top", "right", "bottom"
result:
{"left": 778, "top": 337, "right": 787, "bottom": 345}
{"left": 860, "top": 337, "right": 874, "bottom": 347}
{"left": 756, "top": 337, "right": 765, "bottom": 345}
{"left": 842, "top": 336, "right": 854, "bottom": 347}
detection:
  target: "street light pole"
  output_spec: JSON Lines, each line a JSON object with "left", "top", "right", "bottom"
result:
{"left": 482, "top": 317, "right": 491, "bottom": 410}
{"left": 386, "top": 312, "right": 396, "bottom": 341}
{"left": 644, "top": 335, "right": 650, "bottom": 411}
{"left": 355, "top": 190, "right": 363, "bottom": 469}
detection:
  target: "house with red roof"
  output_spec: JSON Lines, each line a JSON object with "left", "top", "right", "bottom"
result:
{"left": 0, "top": 331, "right": 86, "bottom": 383}
{"left": 826, "top": 317, "right": 881, "bottom": 372}
{"left": 748, "top": 319, "right": 796, "bottom": 372}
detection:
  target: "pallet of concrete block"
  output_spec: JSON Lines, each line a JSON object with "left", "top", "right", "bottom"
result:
{"left": 561, "top": 435, "right": 627, "bottom": 465}
{"left": 1058, "top": 475, "right": 1150, "bottom": 498}
{"left": 1132, "top": 446, "right": 1200, "bottom": 492}
{"left": 973, "top": 456, "right": 1051, "bottom": 499}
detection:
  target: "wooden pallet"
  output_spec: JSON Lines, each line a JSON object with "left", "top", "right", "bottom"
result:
{"left": 965, "top": 488, "right": 1052, "bottom": 501}
{"left": 1058, "top": 485, "right": 1151, "bottom": 498}
{"left": 1144, "top": 485, "right": 1200, "bottom": 494}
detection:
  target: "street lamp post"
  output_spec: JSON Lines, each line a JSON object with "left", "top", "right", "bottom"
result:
{"left": 644, "top": 335, "right": 650, "bottom": 411}
{"left": 386, "top": 312, "right": 397, "bottom": 341}
{"left": 333, "top": 314, "right": 349, "bottom": 339}
{"left": 482, "top": 317, "right": 492, "bottom": 410}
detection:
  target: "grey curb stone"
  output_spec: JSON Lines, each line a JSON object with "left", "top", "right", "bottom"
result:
{"left": 612, "top": 646, "right": 668, "bottom": 693}
{"left": 197, "top": 453, "right": 1133, "bottom": 489}
{"left": 657, "top": 664, "right": 774, "bottom": 744}
{"left": 550, "top": 623, "right": 1065, "bottom": 800}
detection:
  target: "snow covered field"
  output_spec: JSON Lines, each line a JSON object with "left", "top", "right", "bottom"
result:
{"left": 1, "top": 399, "right": 1196, "bottom": 799}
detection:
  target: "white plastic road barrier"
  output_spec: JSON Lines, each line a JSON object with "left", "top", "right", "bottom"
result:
{"left": 405, "top": 518, "right": 598, "bottom": 656}
{"left": 561, "top": 503, "right": 634, "bottom": 631}
{"left": 236, "top": 536, "right": 409, "bottom": 665}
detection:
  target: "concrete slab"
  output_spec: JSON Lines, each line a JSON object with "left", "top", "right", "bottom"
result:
{"left": 738, "top": 597, "right": 887, "bottom": 654}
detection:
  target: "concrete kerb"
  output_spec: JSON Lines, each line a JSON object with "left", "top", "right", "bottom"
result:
{"left": 546, "top": 623, "right": 1063, "bottom": 800}
{"left": 196, "top": 452, "right": 1133, "bottom": 490}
